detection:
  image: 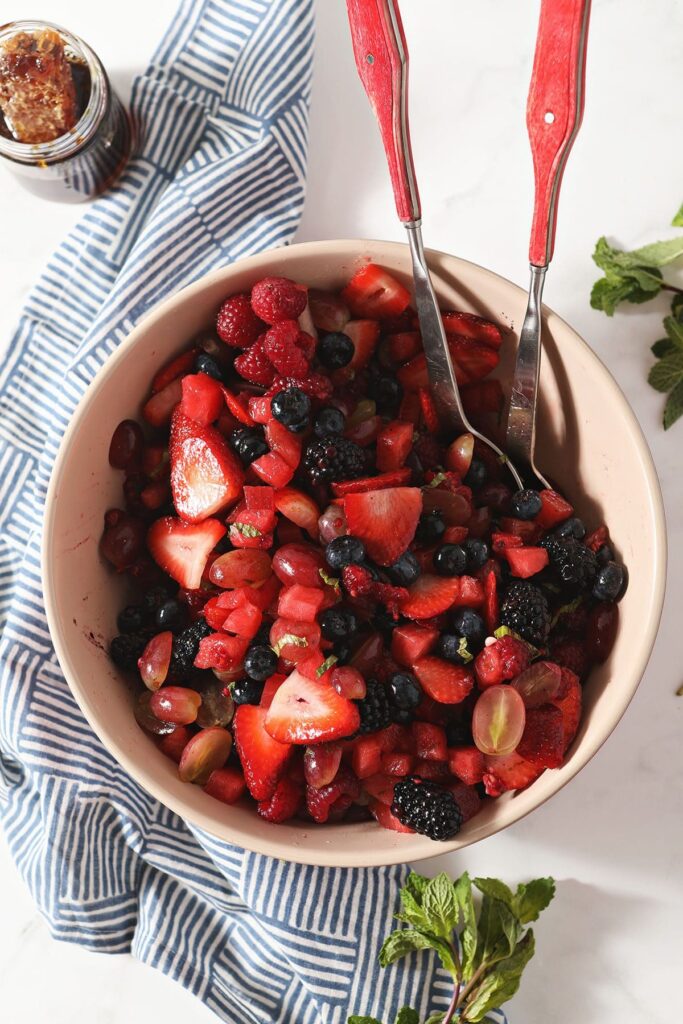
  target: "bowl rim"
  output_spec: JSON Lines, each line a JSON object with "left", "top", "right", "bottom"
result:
{"left": 42, "top": 238, "right": 667, "bottom": 866}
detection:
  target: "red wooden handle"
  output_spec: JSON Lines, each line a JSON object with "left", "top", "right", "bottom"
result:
{"left": 346, "top": 0, "right": 420, "bottom": 222}
{"left": 527, "top": 0, "right": 591, "bottom": 266}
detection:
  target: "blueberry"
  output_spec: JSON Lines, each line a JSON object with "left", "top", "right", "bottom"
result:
{"left": 230, "top": 427, "right": 268, "bottom": 465}
{"left": 450, "top": 607, "right": 486, "bottom": 651}
{"left": 463, "top": 538, "right": 489, "bottom": 570}
{"left": 416, "top": 511, "right": 446, "bottom": 545}
{"left": 244, "top": 645, "right": 278, "bottom": 682}
{"left": 510, "top": 488, "right": 542, "bottom": 520}
{"left": 232, "top": 677, "right": 266, "bottom": 705}
{"left": 194, "top": 352, "right": 225, "bottom": 381}
{"left": 592, "top": 561, "right": 628, "bottom": 603}
{"left": 325, "top": 535, "right": 366, "bottom": 569}
{"left": 387, "top": 550, "right": 421, "bottom": 586}
{"left": 155, "top": 599, "right": 183, "bottom": 630}
{"left": 370, "top": 374, "right": 403, "bottom": 416}
{"left": 388, "top": 671, "right": 422, "bottom": 710}
{"left": 554, "top": 516, "right": 586, "bottom": 540}
{"left": 142, "top": 585, "right": 173, "bottom": 615}
{"left": 318, "top": 332, "right": 354, "bottom": 370}
{"left": 117, "top": 604, "right": 146, "bottom": 634}
{"left": 433, "top": 543, "right": 467, "bottom": 577}
{"left": 435, "top": 632, "right": 471, "bottom": 665}
{"left": 320, "top": 607, "right": 358, "bottom": 641}
{"left": 596, "top": 543, "right": 614, "bottom": 566}
{"left": 314, "top": 406, "right": 346, "bottom": 437}
{"left": 464, "top": 458, "right": 487, "bottom": 490}
{"left": 271, "top": 387, "right": 311, "bottom": 432}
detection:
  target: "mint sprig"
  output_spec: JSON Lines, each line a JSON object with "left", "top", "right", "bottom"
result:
{"left": 348, "top": 871, "right": 555, "bottom": 1024}
{"left": 590, "top": 205, "right": 683, "bottom": 428}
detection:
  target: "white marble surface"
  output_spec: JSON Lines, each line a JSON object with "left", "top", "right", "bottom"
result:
{"left": 1, "top": 1, "right": 682, "bottom": 1021}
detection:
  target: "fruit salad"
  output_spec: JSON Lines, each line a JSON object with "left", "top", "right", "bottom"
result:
{"left": 102, "top": 265, "right": 628, "bottom": 841}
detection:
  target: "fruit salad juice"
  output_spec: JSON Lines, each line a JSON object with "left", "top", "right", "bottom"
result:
{"left": 102, "top": 266, "right": 627, "bottom": 840}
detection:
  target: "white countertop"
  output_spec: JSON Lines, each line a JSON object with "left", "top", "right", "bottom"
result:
{"left": 1, "top": 2, "right": 681, "bottom": 1021}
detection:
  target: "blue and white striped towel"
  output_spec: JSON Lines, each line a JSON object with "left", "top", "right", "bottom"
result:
{"left": 0, "top": 3, "right": 508, "bottom": 1022}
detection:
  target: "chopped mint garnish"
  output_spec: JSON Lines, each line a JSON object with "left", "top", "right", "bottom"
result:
{"left": 230, "top": 522, "right": 261, "bottom": 538}
{"left": 316, "top": 655, "right": 338, "bottom": 678}
{"left": 319, "top": 568, "right": 341, "bottom": 591}
{"left": 272, "top": 633, "right": 308, "bottom": 656}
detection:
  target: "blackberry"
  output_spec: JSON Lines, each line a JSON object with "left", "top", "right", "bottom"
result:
{"left": 391, "top": 776, "right": 463, "bottom": 841}
{"left": 304, "top": 436, "right": 366, "bottom": 486}
{"left": 318, "top": 332, "right": 354, "bottom": 370}
{"left": 542, "top": 535, "right": 597, "bottom": 592}
{"left": 320, "top": 606, "right": 358, "bottom": 641}
{"left": 356, "top": 679, "right": 391, "bottom": 734}
{"left": 110, "top": 631, "right": 148, "bottom": 671}
{"left": 510, "top": 488, "right": 542, "bottom": 520}
{"left": 387, "top": 550, "right": 421, "bottom": 586}
{"left": 325, "top": 535, "right": 366, "bottom": 569}
{"left": 170, "top": 619, "right": 212, "bottom": 678}
{"left": 244, "top": 644, "right": 278, "bottom": 681}
{"left": 500, "top": 581, "right": 551, "bottom": 645}
{"left": 314, "top": 406, "right": 345, "bottom": 437}
{"left": 117, "top": 604, "right": 146, "bottom": 634}
{"left": 230, "top": 427, "right": 268, "bottom": 465}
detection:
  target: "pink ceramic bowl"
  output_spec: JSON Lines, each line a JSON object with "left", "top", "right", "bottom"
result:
{"left": 42, "top": 239, "right": 666, "bottom": 866}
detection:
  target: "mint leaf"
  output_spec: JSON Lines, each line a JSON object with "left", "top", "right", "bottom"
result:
{"left": 395, "top": 887, "right": 433, "bottom": 932}
{"left": 511, "top": 878, "right": 555, "bottom": 924}
{"left": 664, "top": 377, "right": 683, "bottom": 429}
{"left": 379, "top": 929, "right": 441, "bottom": 967}
{"left": 594, "top": 234, "right": 683, "bottom": 271}
{"left": 473, "top": 877, "right": 515, "bottom": 911}
{"left": 404, "top": 871, "right": 429, "bottom": 902}
{"left": 394, "top": 1009, "right": 419, "bottom": 1024}
{"left": 648, "top": 351, "right": 683, "bottom": 392}
{"left": 348, "top": 1017, "right": 384, "bottom": 1024}
{"left": 664, "top": 314, "right": 683, "bottom": 347}
{"left": 672, "top": 202, "right": 683, "bottom": 227}
{"left": 422, "top": 872, "right": 458, "bottom": 937}
{"left": 454, "top": 871, "right": 477, "bottom": 978}
{"left": 424, "top": 1014, "right": 445, "bottom": 1024}
{"left": 652, "top": 339, "right": 677, "bottom": 358}
{"left": 476, "top": 895, "right": 519, "bottom": 967}
{"left": 590, "top": 275, "right": 654, "bottom": 315}
{"left": 463, "top": 931, "right": 536, "bottom": 1022}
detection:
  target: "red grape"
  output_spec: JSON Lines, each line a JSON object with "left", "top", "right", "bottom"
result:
{"left": 178, "top": 727, "right": 233, "bottom": 784}
{"left": 150, "top": 686, "right": 201, "bottom": 725}
{"left": 108, "top": 419, "right": 144, "bottom": 470}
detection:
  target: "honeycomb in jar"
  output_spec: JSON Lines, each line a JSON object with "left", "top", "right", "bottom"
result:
{"left": 0, "top": 28, "right": 78, "bottom": 144}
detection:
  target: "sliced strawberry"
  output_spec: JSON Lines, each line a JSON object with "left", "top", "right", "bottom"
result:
{"left": 194, "top": 633, "right": 248, "bottom": 671}
{"left": 376, "top": 420, "right": 414, "bottom": 472}
{"left": 516, "top": 705, "right": 565, "bottom": 768}
{"left": 449, "top": 781, "right": 482, "bottom": 822}
{"left": 418, "top": 388, "right": 439, "bottom": 433}
{"left": 584, "top": 524, "right": 609, "bottom": 553}
{"left": 369, "top": 798, "right": 415, "bottom": 833}
{"left": 448, "top": 746, "right": 485, "bottom": 785}
{"left": 343, "top": 487, "right": 422, "bottom": 565}
{"left": 442, "top": 311, "right": 503, "bottom": 349}
{"left": 222, "top": 386, "right": 255, "bottom": 426}
{"left": 389, "top": 331, "right": 422, "bottom": 363}
{"left": 413, "top": 657, "right": 474, "bottom": 704}
{"left": 274, "top": 487, "right": 319, "bottom": 537}
{"left": 341, "top": 264, "right": 411, "bottom": 319}
{"left": 505, "top": 546, "right": 550, "bottom": 578}
{"left": 398, "top": 391, "right": 422, "bottom": 425}
{"left": 400, "top": 574, "right": 482, "bottom": 619}
{"left": 307, "top": 766, "right": 361, "bottom": 822}
{"left": 277, "top": 584, "right": 324, "bottom": 623}
{"left": 147, "top": 516, "right": 226, "bottom": 589}
{"left": 413, "top": 759, "right": 450, "bottom": 781}
{"left": 248, "top": 395, "right": 272, "bottom": 423}
{"left": 142, "top": 377, "right": 183, "bottom": 427}
{"left": 448, "top": 337, "right": 500, "bottom": 384}
{"left": 264, "top": 669, "right": 360, "bottom": 744}
{"left": 483, "top": 568, "right": 499, "bottom": 634}
{"left": 482, "top": 751, "right": 544, "bottom": 796}
{"left": 461, "top": 380, "right": 504, "bottom": 417}
{"left": 391, "top": 623, "right": 439, "bottom": 666}
{"left": 536, "top": 489, "right": 573, "bottom": 528}
{"left": 331, "top": 468, "right": 412, "bottom": 496}
{"left": 244, "top": 485, "right": 275, "bottom": 510}
{"left": 251, "top": 451, "right": 295, "bottom": 488}
{"left": 260, "top": 672, "right": 287, "bottom": 709}
{"left": 474, "top": 635, "right": 531, "bottom": 688}
{"left": 170, "top": 408, "right": 243, "bottom": 522}
{"left": 552, "top": 669, "right": 582, "bottom": 751}
{"left": 233, "top": 704, "right": 293, "bottom": 801}
{"left": 265, "top": 419, "right": 302, "bottom": 468}
{"left": 180, "top": 374, "right": 224, "bottom": 425}
{"left": 492, "top": 532, "right": 523, "bottom": 552}
{"left": 412, "top": 722, "right": 448, "bottom": 761}
{"left": 397, "top": 353, "right": 428, "bottom": 391}
{"left": 151, "top": 349, "right": 197, "bottom": 393}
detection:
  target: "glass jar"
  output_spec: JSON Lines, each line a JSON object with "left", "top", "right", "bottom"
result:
{"left": 0, "top": 20, "right": 132, "bottom": 201}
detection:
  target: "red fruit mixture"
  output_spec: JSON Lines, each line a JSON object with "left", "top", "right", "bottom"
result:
{"left": 104, "top": 263, "right": 628, "bottom": 841}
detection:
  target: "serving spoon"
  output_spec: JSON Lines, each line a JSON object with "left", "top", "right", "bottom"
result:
{"left": 506, "top": 0, "right": 591, "bottom": 488}
{"left": 345, "top": 0, "right": 524, "bottom": 490}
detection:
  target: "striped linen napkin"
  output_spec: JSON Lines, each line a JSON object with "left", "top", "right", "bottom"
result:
{"left": 0, "top": 2, "right": 504, "bottom": 1022}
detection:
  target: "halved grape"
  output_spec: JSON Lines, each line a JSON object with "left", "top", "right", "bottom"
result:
{"left": 197, "top": 683, "right": 234, "bottom": 728}
{"left": 330, "top": 666, "right": 367, "bottom": 700}
{"left": 346, "top": 399, "right": 377, "bottom": 429}
{"left": 318, "top": 504, "right": 348, "bottom": 544}
{"left": 472, "top": 684, "right": 526, "bottom": 756}
{"left": 272, "top": 543, "right": 326, "bottom": 588}
{"left": 150, "top": 686, "right": 202, "bottom": 724}
{"left": 134, "top": 691, "right": 176, "bottom": 736}
{"left": 422, "top": 488, "right": 471, "bottom": 526}
{"left": 304, "top": 743, "right": 343, "bottom": 789}
{"left": 446, "top": 432, "right": 474, "bottom": 476}
{"left": 178, "top": 726, "right": 233, "bottom": 784}
{"left": 209, "top": 549, "right": 272, "bottom": 589}
{"left": 308, "top": 289, "right": 350, "bottom": 332}
{"left": 138, "top": 631, "right": 173, "bottom": 691}
{"left": 350, "top": 632, "right": 383, "bottom": 674}
{"left": 511, "top": 661, "right": 562, "bottom": 708}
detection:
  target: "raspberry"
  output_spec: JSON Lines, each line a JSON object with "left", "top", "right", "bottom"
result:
{"left": 474, "top": 634, "right": 530, "bottom": 687}
{"left": 306, "top": 766, "right": 360, "bottom": 823}
{"left": 250, "top": 276, "right": 308, "bottom": 324}
{"left": 257, "top": 776, "right": 303, "bottom": 822}
{"left": 216, "top": 293, "right": 264, "bottom": 348}
{"left": 266, "top": 372, "right": 333, "bottom": 401}
{"left": 341, "top": 565, "right": 407, "bottom": 618}
{"left": 262, "top": 321, "right": 315, "bottom": 377}
{"left": 391, "top": 776, "right": 463, "bottom": 841}
{"left": 234, "top": 336, "right": 276, "bottom": 386}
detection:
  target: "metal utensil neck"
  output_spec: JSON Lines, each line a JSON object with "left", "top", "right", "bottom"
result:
{"left": 506, "top": 263, "right": 548, "bottom": 483}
